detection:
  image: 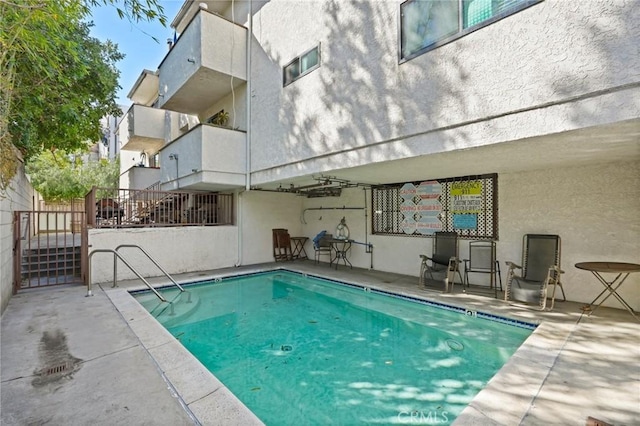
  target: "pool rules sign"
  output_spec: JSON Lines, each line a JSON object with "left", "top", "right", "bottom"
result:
{"left": 451, "top": 181, "right": 482, "bottom": 230}
{"left": 399, "top": 181, "right": 443, "bottom": 235}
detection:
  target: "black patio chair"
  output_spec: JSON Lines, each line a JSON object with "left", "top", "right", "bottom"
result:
{"left": 505, "top": 234, "right": 566, "bottom": 310}
{"left": 463, "top": 240, "right": 502, "bottom": 298}
{"left": 313, "top": 233, "right": 333, "bottom": 265}
{"left": 419, "top": 231, "right": 463, "bottom": 292}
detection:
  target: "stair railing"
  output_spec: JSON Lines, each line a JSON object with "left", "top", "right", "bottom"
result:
{"left": 115, "top": 244, "right": 184, "bottom": 292}
{"left": 86, "top": 245, "right": 183, "bottom": 302}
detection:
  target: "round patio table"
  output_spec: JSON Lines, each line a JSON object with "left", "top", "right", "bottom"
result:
{"left": 329, "top": 238, "right": 352, "bottom": 270}
{"left": 575, "top": 262, "right": 640, "bottom": 321}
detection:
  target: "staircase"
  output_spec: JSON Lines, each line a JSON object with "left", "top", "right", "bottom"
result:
{"left": 20, "top": 244, "right": 83, "bottom": 287}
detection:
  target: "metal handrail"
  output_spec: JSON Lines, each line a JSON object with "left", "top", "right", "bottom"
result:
{"left": 86, "top": 249, "right": 167, "bottom": 301}
{"left": 115, "top": 244, "right": 184, "bottom": 292}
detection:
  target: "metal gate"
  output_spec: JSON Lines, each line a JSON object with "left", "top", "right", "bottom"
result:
{"left": 13, "top": 211, "right": 87, "bottom": 293}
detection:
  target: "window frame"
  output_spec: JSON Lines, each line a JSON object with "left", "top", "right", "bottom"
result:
{"left": 283, "top": 44, "right": 321, "bottom": 87}
{"left": 398, "top": 0, "right": 543, "bottom": 63}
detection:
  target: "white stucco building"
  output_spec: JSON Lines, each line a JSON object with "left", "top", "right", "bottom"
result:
{"left": 111, "top": 0, "right": 639, "bottom": 311}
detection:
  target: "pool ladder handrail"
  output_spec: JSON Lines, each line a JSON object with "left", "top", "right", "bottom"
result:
{"left": 86, "top": 245, "right": 184, "bottom": 302}
{"left": 115, "top": 244, "right": 184, "bottom": 293}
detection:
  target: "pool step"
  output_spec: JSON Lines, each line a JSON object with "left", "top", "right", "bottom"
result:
{"left": 136, "top": 290, "right": 201, "bottom": 327}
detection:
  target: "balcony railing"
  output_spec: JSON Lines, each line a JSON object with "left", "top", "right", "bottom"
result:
{"left": 85, "top": 187, "right": 233, "bottom": 228}
{"left": 157, "top": 9, "right": 247, "bottom": 115}
{"left": 119, "top": 166, "right": 162, "bottom": 191}
{"left": 119, "top": 104, "right": 166, "bottom": 152}
{"left": 159, "top": 124, "right": 246, "bottom": 191}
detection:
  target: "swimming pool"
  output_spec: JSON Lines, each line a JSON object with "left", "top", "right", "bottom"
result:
{"left": 133, "top": 270, "right": 534, "bottom": 425}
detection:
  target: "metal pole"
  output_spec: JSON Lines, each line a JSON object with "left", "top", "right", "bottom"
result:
{"left": 113, "top": 248, "right": 118, "bottom": 288}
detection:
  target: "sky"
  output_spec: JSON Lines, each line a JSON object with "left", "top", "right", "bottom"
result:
{"left": 89, "top": 1, "right": 185, "bottom": 106}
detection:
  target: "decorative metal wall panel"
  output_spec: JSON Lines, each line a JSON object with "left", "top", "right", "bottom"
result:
{"left": 372, "top": 173, "right": 498, "bottom": 240}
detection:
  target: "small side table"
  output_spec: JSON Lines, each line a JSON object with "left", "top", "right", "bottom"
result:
{"left": 330, "top": 239, "right": 352, "bottom": 269}
{"left": 291, "top": 237, "right": 309, "bottom": 260}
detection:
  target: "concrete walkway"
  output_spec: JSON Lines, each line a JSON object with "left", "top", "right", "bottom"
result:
{"left": 1, "top": 284, "right": 196, "bottom": 425}
{"left": 2, "top": 262, "right": 639, "bottom": 425}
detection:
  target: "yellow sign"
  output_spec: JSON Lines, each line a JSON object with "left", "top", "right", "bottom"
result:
{"left": 450, "top": 181, "right": 482, "bottom": 196}
{"left": 451, "top": 181, "right": 482, "bottom": 213}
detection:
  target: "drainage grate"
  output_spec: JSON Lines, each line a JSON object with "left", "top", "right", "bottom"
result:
{"left": 45, "top": 363, "right": 70, "bottom": 376}
{"left": 32, "top": 360, "right": 80, "bottom": 387}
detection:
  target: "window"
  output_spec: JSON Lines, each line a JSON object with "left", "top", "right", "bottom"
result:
{"left": 400, "top": 0, "right": 542, "bottom": 61}
{"left": 284, "top": 45, "right": 321, "bottom": 86}
{"left": 372, "top": 173, "right": 498, "bottom": 239}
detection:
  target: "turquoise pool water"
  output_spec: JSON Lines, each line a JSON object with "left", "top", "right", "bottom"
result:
{"left": 133, "top": 271, "right": 534, "bottom": 425}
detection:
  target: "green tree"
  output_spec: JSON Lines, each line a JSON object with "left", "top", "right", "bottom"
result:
{"left": 0, "top": 0, "right": 166, "bottom": 192}
{"left": 26, "top": 149, "right": 120, "bottom": 201}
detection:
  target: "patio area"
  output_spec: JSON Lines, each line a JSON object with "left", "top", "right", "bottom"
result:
{"left": 1, "top": 260, "right": 638, "bottom": 425}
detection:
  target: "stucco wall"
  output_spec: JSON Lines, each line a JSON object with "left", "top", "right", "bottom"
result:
{"left": 165, "top": 111, "right": 199, "bottom": 145}
{"left": 159, "top": 10, "right": 247, "bottom": 114}
{"left": 236, "top": 161, "right": 640, "bottom": 310}
{"left": 499, "top": 160, "right": 640, "bottom": 310}
{"left": 129, "top": 167, "right": 161, "bottom": 190}
{"left": 200, "top": 84, "right": 247, "bottom": 131}
{"left": 1, "top": 163, "right": 35, "bottom": 315}
{"left": 88, "top": 190, "right": 304, "bottom": 282}
{"left": 239, "top": 190, "right": 304, "bottom": 265}
{"left": 301, "top": 187, "right": 373, "bottom": 267}
{"left": 297, "top": 186, "right": 430, "bottom": 274}
{"left": 88, "top": 226, "right": 238, "bottom": 284}
{"left": 200, "top": 10, "right": 247, "bottom": 80}
{"left": 132, "top": 105, "right": 165, "bottom": 141}
{"left": 159, "top": 11, "right": 203, "bottom": 106}
{"left": 249, "top": 0, "right": 639, "bottom": 182}
{"left": 278, "top": 160, "right": 640, "bottom": 311}
{"left": 159, "top": 124, "right": 247, "bottom": 190}
{"left": 119, "top": 149, "right": 139, "bottom": 181}
{"left": 118, "top": 105, "right": 166, "bottom": 150}
{"left": 93, "top": 158, "right": 639, "bottom": 311}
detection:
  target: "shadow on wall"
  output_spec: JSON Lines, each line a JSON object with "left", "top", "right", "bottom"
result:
{"left": 251, "top": 0, "right": 635, "bottom": 181}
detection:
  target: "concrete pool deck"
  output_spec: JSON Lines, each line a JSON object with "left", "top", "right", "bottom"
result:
{"left": 1, "top": 261, "right": 639, "bottom": 425}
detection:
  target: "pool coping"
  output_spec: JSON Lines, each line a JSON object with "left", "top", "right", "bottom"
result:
{"left": 102, "top": 265, "right": 574, "bottom": 425}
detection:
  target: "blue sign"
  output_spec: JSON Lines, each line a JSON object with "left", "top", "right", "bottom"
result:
{"left": 453, "top": 214, "right": 477, "bottom": 230}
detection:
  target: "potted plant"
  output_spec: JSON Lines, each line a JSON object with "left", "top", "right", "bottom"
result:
{"left": 209, "top": 110, "right": 229, "bottom": 127}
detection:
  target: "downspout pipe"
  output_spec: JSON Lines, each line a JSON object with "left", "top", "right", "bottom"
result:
{"left": 246, "top": 0, "right": 252, "bottom": 191}
{"left": 237, "top": 1, "right": 253, "bottom": 267}
{"left": 235, "top": 188, "right": 243, "bottom": 267}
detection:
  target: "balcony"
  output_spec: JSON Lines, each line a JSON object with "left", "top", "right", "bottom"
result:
{"left": 119, "top": 166, "right": 161, "bottom": 191}
{"left": 119, "top": 104, "right": 166, "bottom": 153}
{"left": 157, "top": 10, "right": 247, "bottom": 116}
{"left": 127, "top": 69, "right": 159, "bottom": 106}
{"left": 159, "top": 124, "right": 246, "bottom": 191}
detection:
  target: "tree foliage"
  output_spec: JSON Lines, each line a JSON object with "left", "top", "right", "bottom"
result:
{"left": 26, "top": 149, "right": 120, "bottom": 201}
{"left": 0, "top": 0, "right": 166, "bottom": 192}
